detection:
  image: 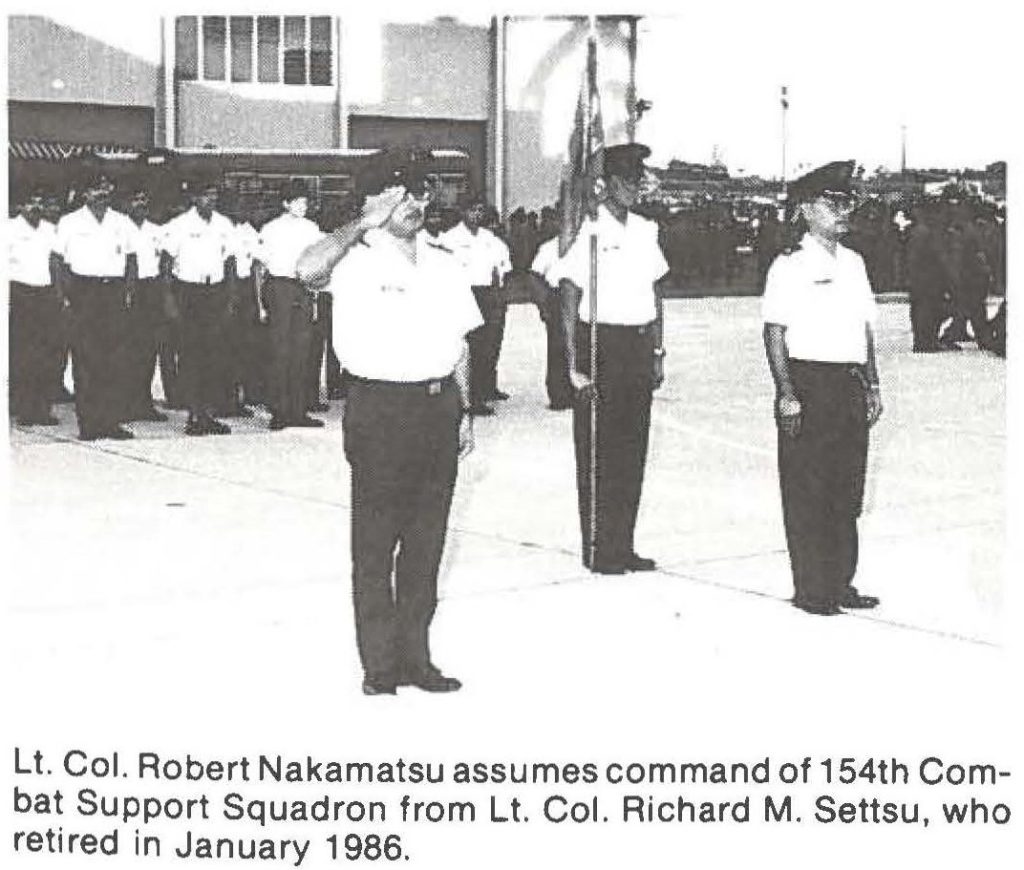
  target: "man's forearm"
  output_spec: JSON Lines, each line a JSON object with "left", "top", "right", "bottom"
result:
{"left": 560, "top": 279, "right": 581, "bottom": 374}
{"left": 763, "top": 323, "right": 795, "bottom": 397}
{"left": 296, "top": 217, "right": 368, "bottom": 287}
{"left": 864, "top": 324, "right": 880, "bottom": 386}
{"left": 454, "top": 341, "right": 471, "bottom": 409}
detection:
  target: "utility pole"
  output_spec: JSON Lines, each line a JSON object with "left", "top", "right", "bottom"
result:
{"left": 780, "top": 85, "right": 789, "bottom": 187}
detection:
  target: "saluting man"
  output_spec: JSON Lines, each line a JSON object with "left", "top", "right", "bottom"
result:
{"left": 258, "top": 181, "right": 325, "bottom": 430}
{"left": 8, "top": 185, "right": 60, "bottom": 426}
{"left": 550, "top": 143, "right": 669, "bottom": 574}
{"left": 298, "top": 170, "right": 480, "bottom": 696}
{"left": 441, "top": 194, "right": 512, "bottom": 416}
{"left": 160, "top": 175, "right": 238, "bottom": 436}
{"left": 762, "top": 161, "right": 883, "bottom": 616}
{"left": 53, "top": 169, "right": 136, "bottom": 441}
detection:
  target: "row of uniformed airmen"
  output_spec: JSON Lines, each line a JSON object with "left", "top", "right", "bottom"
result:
{"left": 8, "top": 169, "right": 517, "bottom": 439}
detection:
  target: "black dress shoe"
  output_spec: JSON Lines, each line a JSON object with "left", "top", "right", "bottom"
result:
{"left": 588, "top": 560, "right": 627, "bottom": 575}
{"left": 362, "top": 675, "right": 397, "bottom": 696}
{"left": 308, "top": 401, "right": 330, "bottom": 413}
{"left": 18, "top": 414, "right": 59, "bottom": 426}
{"left": 488, "top": 389, "right": 510, "bottom": 401}
{"left": 792, "top": 598, "right": 841, "bottom": 616}
{"left": 269, "top": 416, "right": 289, "bottom": 431}
{"left": 184, "top": 418, "right": 207, "bottom": 436}
{"left": 205, "top": 418, "right": 231, "bottom": 435}
{"left": 625, "top": 553, "right": 657, "bottom": 572}
{"left": 78, "top": 429, "right": 103, "bottom": 442}
{"left": 838, "top": 590, "right": 880, "bottom": 609}
{"left": 399, "top": 666, "right": 462, "bottom": 693}
{"left": 468, "top": 404, "right": 494, "bottom": 417}
{"left": 105, "top": 426, "right": 135, "bottom": 441}
{"left": 290, "top": 415, "right": 325, "bottom": 428}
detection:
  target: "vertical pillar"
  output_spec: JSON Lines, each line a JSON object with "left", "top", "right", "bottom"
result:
{"left": 161, "top": 16, "right": 177, "bottom": 148}
{"left": 492, "top": 15, "right": 507, "bottom": 215}
{"left": 334, "top": 17, "right": 346, "bottom": 148}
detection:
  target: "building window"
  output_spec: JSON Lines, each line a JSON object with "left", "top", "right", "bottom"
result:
{"left": 283, "top": 17, "right": 307, "bottom": 85}
{"left": 176, "top": 15, "right": 333, "bottom": 86}
{"left": 230, "top": 17, "right": 253, "bottom": 83}
{"left": 202, "top": 17, "right": 227, "bottom": 81}
{"left": 175, "top": 17, "right": 198, "bottom": 81}
{"left": 257, "top": 17, "right": 281, "bottom": 83}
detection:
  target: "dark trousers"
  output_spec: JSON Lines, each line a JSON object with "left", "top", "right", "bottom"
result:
{"left": 778, "top": 361, "right": 869, "bottom": 606}
{"left": 540, "top": 288, "right": 571, "bottom": 406}
{"left": 9, "top": 282, "right": 60, "bottom": 421}
{"left": 265, "top": 277, "right": 314, "bottom": 421}
{"left": 469, "top": 286, "right": 507, "bottom": 402}
{"left": 123, "top": 278, "right": 166, "bottom": 414}
{"left": 305, "top": 290, "right": 330, "bottom": 407}
{"left": 909, "top": 286, "right": 943, "bottom": 350}
{"left": 157, "top": 283, "right": 183, "bottom": 407}
{"left": 178, "top": 280, "right": 228, "bottom": 418}
{"left": 218, "top": 276, "right": 260, "bottom": 410}
{"left": 573, "top": 321, "right": 655, "bottom": 566}
{"left": 66, "top": 276, "right": 129, "bottom": 435}
{"left": 343, "top": 376, "right": 460, "bottom": 679}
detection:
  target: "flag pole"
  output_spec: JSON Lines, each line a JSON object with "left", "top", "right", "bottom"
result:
{"left": 586, "top": 22, "right": 600, "bottom": 569}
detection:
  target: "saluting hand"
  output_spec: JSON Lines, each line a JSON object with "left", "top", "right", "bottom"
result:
{"left": 776, "top": 393, "right": 802, "bottom": 438}
{"left": 358, "top": 186, "right": 407, "bottom": 230}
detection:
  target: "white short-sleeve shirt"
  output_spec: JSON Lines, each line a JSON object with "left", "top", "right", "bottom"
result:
{"left": 440, "top": 222, "right": 512, "bottom": 288}
{"left": 258, "top": 212, "right": 324, "bottom": 279}
{"left": 8, "top": 216, "right": 57, "bottom": 287}
{"left": 127, "top": 218, "right": 164, "bottom": 280}
{"left": 233, "top": 221, "right": 261, "bottom": 279}
{"left": 329, "top": 230, "right": 483, "bottom": 382}
{"left": 55, "top": 206, "right": 135, "bottom": 278}
{"left": 161, "top": 207, "right": 236, "bottom": 284}
{"left": 548, "top": 207, "right": 668, "bottom": 325}
{"left": 761, "top": 234, "right": 878, "bottom": 364}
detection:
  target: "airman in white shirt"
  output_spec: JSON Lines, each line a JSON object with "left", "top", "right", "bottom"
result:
{"left": 8, "top": 188, "right": 60, "bottom": 425}
{"left": 762, "top": 160, "right": 883, "bottom": 617}
{"left": 441, "top": 196, "right": 512, "bottom": 414}
{"left": 297, "top": 172, "right": 479, "bottom": 696}
{"left": 257, "top": 182, "right": 326, "bottom": 429}
{"left": 160, "top": 176, "right": 237, "bottom": 435}
{"left": 53, "top": 171, "right": 136, "bottom": 440}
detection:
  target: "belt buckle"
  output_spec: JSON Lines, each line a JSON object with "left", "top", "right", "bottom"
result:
{"left": 427, "top": 380, "right": 442, "bottom": 396}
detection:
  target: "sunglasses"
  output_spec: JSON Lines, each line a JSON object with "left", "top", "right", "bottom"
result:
{"left": 819, "top": 191, "right": 855, "bottom": 210}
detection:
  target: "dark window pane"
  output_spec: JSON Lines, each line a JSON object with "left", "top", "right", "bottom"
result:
{"left": 310, "top": 17, "right": 332, "bottom": 85}
{"left": 257, "top": 16, "right": 280, "bottom": 83}
{"left": 283, "top": 16, "right": 306, "bottom": 85}
{"left": 175, "top": 17, "right": 198, "bottom": 81}
{"left": 202, "top": 16, "right": 226, "bottom": 81}
{"left": 230, "top": 17, "right": 253, "bottom": 83}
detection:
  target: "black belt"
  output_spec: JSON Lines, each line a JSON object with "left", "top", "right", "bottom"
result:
{"left": 577, "top": 320, "right": 655, "bottom": 336}
{"left": 349, "top": 374, "right": 453, "bottom": 396}
{"left": 71, "top": 274, "right": 122, "bottom": 284}
{"left": 176, "top": 277, "right": 222, "bottom": 286}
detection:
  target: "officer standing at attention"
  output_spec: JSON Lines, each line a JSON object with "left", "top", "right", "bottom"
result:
{"left": 297, "top": 172, "right": 481, "bottom": 696}
{"left": 258, "top": 181, "right": 325, "bottom": 430}
{"left": 441, "top": 194, "right": 512, "bottom": 416}
{"left": 762, "top": 161, "right": 883, "bottom": 616}
{"left": 550, "top": 143, "right": 669, "bottom": 574}
{"left": 53, "top": 170, "right": 136, "bottom": 441}
{"left": 160, "top": 176, "right": 238, "bottom": 436}
{"left": 122, "top": 181, "right": 171, "bottom": 422}
{"left": 8, "top": 185, "right": 60, "bottom": 426}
